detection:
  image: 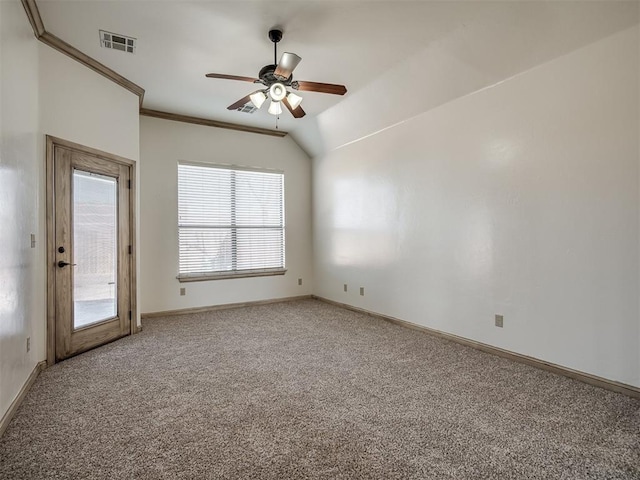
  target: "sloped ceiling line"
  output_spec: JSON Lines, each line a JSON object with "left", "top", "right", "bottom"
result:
{"left": 19, "top": 0, "right": 287, "bottom": 137}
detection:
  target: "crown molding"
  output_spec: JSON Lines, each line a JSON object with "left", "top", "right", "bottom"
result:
{"left": 21, "top": 0, "right": 45, "bottom": 37}
{"left": 21, "top": 0, "right": 145, "bottom": 107}
{"left": 140, "top": 108, "right": 288, "bottom": 138}
{"left": 20, "top": 0, "right": 292, "bottom": 136}
{"left": 41, "top": 32, "right": 146, "bottom": 105}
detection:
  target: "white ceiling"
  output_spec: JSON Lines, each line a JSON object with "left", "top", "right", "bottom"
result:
{"left": 38, "top": 1, "right": 639, "bottom": 140}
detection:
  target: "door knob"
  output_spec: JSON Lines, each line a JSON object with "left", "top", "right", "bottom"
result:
{"left": 57, "top": 261, "right": 76, "bottom": 268}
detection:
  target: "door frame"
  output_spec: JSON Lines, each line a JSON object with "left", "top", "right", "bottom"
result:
{"left": 46, "top": 135, "right": 139, "bottom": 366}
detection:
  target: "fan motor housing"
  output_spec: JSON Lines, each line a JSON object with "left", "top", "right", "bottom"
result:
{"left": 258, "top": 64, "right": 291, "bottom": 86}
{"left": 268, "top": 29, "right": 283, "bottom": 43}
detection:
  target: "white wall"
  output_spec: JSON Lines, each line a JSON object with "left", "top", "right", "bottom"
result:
{"left": 140, "top": 116, "right": 312, "bottom": 314}
{"left": 38, "top": 46, "right": 139, "bottom": 163}
{"left": 313, "top": 27, "right": 640, "bottom": 387}
{"left": 0, "top": 0, "right": 41, "bottom": 420}
{"left": 38, "top": 44, "right": 141, "bottom": 328}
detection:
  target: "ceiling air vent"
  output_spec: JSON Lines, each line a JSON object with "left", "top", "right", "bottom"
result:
{"left": 100, "top": 30, "right": 136, "bottom": 54}
{"left": 236, "top": 104, "right": 257, "bottom": 114}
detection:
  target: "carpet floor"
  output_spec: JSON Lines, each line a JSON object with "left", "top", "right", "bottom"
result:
{"left": 1, "top": 299, "right": 639, "bottom": 479}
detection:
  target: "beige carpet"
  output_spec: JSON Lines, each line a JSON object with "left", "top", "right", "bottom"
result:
{"left": 1, "top": 299, "right": 638, "bottom": 479}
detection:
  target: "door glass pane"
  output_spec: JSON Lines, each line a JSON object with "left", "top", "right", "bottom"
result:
{"left": 73, "top": 170, "right": 118, "bottom": 329}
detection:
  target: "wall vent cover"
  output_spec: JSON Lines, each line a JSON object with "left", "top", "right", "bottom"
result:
{"left": 236, "top": 104, "right": 257, "bottom": 114}
{"left": 100, "top": 30, "right": 136, "bottom": 53}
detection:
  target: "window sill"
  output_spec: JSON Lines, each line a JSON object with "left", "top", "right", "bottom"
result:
{"left": 177, "top": 269, "right": 287, "bottom": 283}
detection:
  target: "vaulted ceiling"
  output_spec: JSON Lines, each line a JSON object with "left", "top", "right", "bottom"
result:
{"left": 37, "top": 0, "right": 639, "bottom": 154}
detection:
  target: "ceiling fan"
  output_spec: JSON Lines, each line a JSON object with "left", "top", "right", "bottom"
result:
{"left": 206, "top": 29, "right": 347, "bottom": 119}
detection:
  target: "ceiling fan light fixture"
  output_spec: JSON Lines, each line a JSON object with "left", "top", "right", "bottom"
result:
{"left": 249, "top": 91, "right": 267, "bottom": 109}
{"left": 269, "top": 82, "right": 287, "bottom": 102}
{"left": 287, "top": 92, "right": 303, "bottom": 110}
{"left": 268, "top": 100, "right": 282, "bottom": 116}
{"left": 207, "top": 29, "right": 345, "bottom": 120}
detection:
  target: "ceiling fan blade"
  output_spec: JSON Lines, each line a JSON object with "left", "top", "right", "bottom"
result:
{"left": 283, "top": 97, "right": 306, "bottom": 118}
{"left": 274, "top": 52, "right": 302, "bottom": 79}
{"left": 295, "top": 81, "right": 347, "bottom": 96}
{"left": 206, "top": 73, "right": 258, "bottom": 83}
{"left": 227, "top": 92, "right": 260, "bottom": 111}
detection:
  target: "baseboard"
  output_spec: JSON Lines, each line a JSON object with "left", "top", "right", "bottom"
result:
{"left": 312, "top": 296, "right": 640, "bottom": 399}
{"left": 0, "top": 360, "right": 47, "bottom": 438}
{"left": 141, "top": 295, "right": 313, "bottom": 319}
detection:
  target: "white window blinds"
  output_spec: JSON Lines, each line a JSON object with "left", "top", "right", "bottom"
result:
{"left": 178, "top": 163, "right": 285, "bottom": 278}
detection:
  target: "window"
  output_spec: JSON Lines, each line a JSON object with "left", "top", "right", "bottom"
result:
{"left": 177, "top": 162, "right": 285, "bottom": 280}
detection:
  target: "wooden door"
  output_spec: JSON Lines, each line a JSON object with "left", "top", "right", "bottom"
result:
{"left": 49, "top": 141, "right": 132, "bottom": 361}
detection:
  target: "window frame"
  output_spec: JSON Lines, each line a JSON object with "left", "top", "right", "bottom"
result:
{"left": 176, "top": 161, "right": 286, "bottom": 282}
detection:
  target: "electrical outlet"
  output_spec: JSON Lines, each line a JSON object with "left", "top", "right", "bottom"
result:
{"left": 26, "top": 337, "right": 30, "bottom": 352}
{"left": 30, "top": 234, "right": 36, "bottom": 248}
{"left": 344, "top": 284, "right": 348, "bottom": 292}
{"left": 495, "top": 314, "right": 504, "bottom": 328}
{"left": 360, "top": 287, "right": 365, "bottom": 296}
{"left": 180, "top": 287, "right": 186, "bottom": 296}
{"left": 298, "top": 278, "right": 302, "bottom": 286}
